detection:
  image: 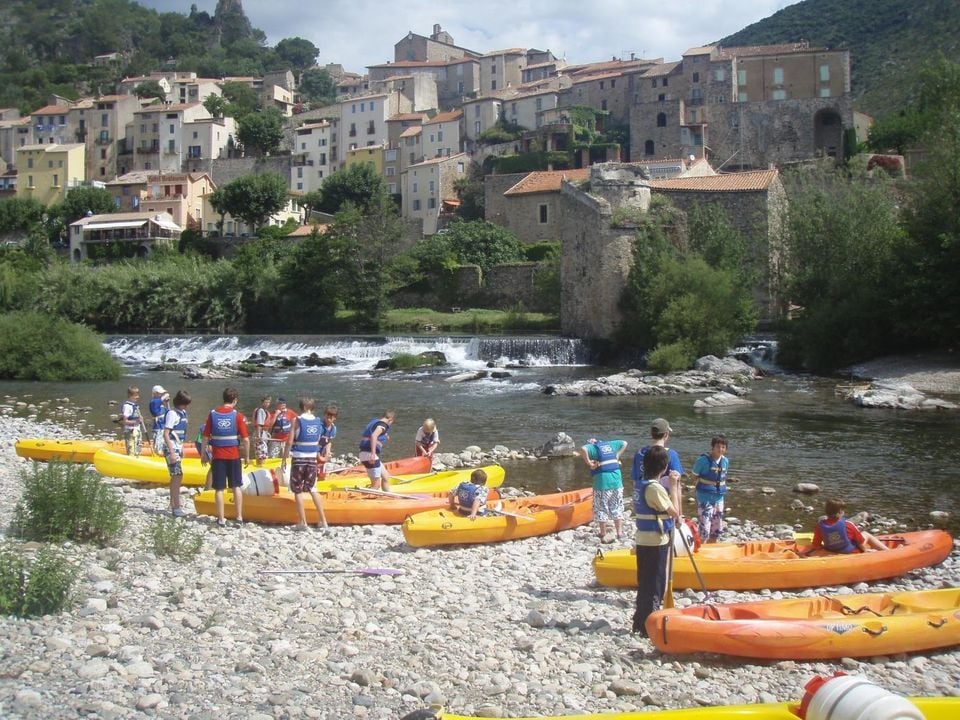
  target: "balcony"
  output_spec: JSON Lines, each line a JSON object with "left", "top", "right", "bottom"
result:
{"left": 348, "top": 129, "right": 357, "bottom": 137}
{"left": 95, "top": 135, "right": 112, "bottom": 145}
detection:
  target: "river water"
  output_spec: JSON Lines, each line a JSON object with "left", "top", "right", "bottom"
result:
{"left": 4, "top": 334, "right": 959, "bottom": 534}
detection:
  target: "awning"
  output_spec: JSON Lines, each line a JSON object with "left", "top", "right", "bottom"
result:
{"left": 82, "top": 221, "right": 148, "bottom": 230}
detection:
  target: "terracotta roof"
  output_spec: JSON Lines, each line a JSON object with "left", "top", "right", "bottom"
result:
{"left": 135, "top": 102, "right": 200, "bottom": 114}
{"left": 571, "top": 71, "right": 625, "bottom": 85}
{"left": 424, "top": 109, "right": 463, "bottom": 124}
{"left": 642, "top": 62, "right": 681, "bottom": 78}
{"left": 717, "top": 42, "right": 818, "bottom": 59}
{"left": 399, "top": 126, "right": 422, "bottom": 138}
{"left": 408, "top": 152, "right": 468, "bottom": 168}
{"left": 367, "top": 58, "right": 476, "bottom": 69}
{"left": 647, "top": 169, "right": 778, "bottom": 193}
{"left": 18, "top": 143, "right": 84, "bottom": 152}
{"left": 525, "top": 60, "right": 561, "bottom": 71}
{"left": 388, "top": 113, "right": 427, "bottom": 122}
{"left": 503, "top": 168, "right": 590, "bottom": 196}
{"left": 31, "top": 105, "right": 71, "bottom": 116}
{"left": 683, "top": 45, "right": 716, "bottom": 56}
{"left": 288, "top": 223, "right": 329, "bottom": 237}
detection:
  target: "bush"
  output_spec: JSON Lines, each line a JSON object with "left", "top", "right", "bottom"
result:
{"left": 12, "top": 463, "right": 126, "bottom": 546}
{"left": 0, "top": 545, "right": 77, "bottom": 618}
{"left": 0, "top": 311, "right": 121, "bottom": 381}
{"left": 386, "top": 352, "right": 446, "bottom": 369}
{"left": 524, "top": 242, "right": 559, "bottom": 262}
{"left": 146, "top": 517, "right": 203, "bottom": 562}
{"left": 646, "top": 341, "right": 697, "bottom": 373}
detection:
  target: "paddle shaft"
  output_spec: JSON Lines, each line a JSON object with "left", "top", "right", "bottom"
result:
{"left": 260, "top": 568, "right": 402, "bottom": 576}
{"left": 678, "top": 521, "right": 709, "bottom": 593}
{"left": 663, "top": 527, "right": 676, "bottom": 609}
{"left": 346, "top": 487, "right": 426, "bottom": 500}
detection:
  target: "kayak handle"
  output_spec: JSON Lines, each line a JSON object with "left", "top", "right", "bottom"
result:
{"left": 927, "top": 617, "right": 947, "bottom": 629}
{"left": 862, "top": 624, "right": 888, "bottom": 637}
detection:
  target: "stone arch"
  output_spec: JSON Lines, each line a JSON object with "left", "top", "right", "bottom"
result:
{"left": 813, "top": 108, "right": 843, "bottom": 159}
{"left": 72, "top": 248, "right": 81, "bottom": 262}
{"left": 136, "top": 244, "right": 151, "bottom": 258}
{"left": 644, "top": 139, "right": 655, "bottom": 156}
{"left": 656, "top": 112, "right": 667, "bottom": 127}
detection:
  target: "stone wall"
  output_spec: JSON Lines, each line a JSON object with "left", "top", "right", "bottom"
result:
{"left": 391, "top": 261, "right": 546, "bottom": 311}
{"left": 207, "top": 156, "right": 292, "bottom": 187}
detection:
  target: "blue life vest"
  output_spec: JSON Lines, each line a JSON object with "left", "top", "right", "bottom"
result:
{"left": 633, "top": 478, "right": 674, "bottom": 536}
{"left": 149, "top": 397, "right": 166, "bottom": 430}
{"left": 632, "top": 445, "right": 679, "bottom": 489}
{"left": 455, "top": 482, "right": 483, "bottom": 513}
{"left": 818, "top": 517, "right": 857, "bottom": 553}
{"left": 359, "top": 418, "right": 390, "bottom": 453}
{"left": 291, "top": 416, "right": 323, "bottom": 458}
{"left": 591, "top": 441, "right": 620, "bottom": 476}
{"left": 209, "top": 409, "right": 239, "bottom": 448}
{"left": 318, "top": 421, "right": 336, "bottom": 451}
{"left": 271, "top": 411, "right": 293, "bottom": 438}
{"left": 419, "top": 430, "right": 438, "bottom": 445}
{"left": 167, "top": 408, "right": 188, "bottom": 443}
{"left": 695, "top": 453, "right": 728, "bottom": 495}
{"left": 121, "top": 400, "right": 141, "bottom": 429}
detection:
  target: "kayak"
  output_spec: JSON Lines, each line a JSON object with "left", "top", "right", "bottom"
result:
{"left": 92, "top": 448, "right": 283, "bottom": 487}
{"left": 15, "top": 437, "right": 201, "bottom": 463}
{"left": 399, "top": 697, "right": 958, "bottom": 720}
{"left": 401, "top": 488, "right": 593, "bottom": 547}
{"left": 646, "top": 587, "right": 960, "bottom": 660}
{"left": 592, "top": 529, "right": 953, "bottom": 590}
{"left": 192, "top": 486, "right": 503, "bottom": 525}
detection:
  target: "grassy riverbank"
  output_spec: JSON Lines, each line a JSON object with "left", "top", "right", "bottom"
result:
{"left": 337, "top": 307, "right": 559, "bottom": 334}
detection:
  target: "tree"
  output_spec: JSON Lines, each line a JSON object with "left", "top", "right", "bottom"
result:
{"left": 219, "top": 80, "right": 260, "bottom": 118}
{"left": 453, "top": 176, "right": 485, "bottom": 221}
{"left": 134, "top": 79, "right": 166, "bottom": 102}
{"left": 274, "top": 37, "right": 319, "bottom": 77}
{"left": 0, "top": 198, "right": 46, "bottom": 234}
{"left": 318, "top": 164, "right": 387, "bottom": 214}
{"left": 236, "top": 109, "right": 283, "bottom": 156}
{"left": 298, "top": 67, "right": 336, "bottom": 104}
{"left": 211, "top": 172, "right": 288, "bottom": 232}
{"left": 203, "top": 94, "right": 227, "bottom": 119}
{"left": 443, "top": 220, "right": 525, "bottom": 270}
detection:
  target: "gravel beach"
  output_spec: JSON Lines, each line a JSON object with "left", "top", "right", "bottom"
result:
{"left": 1, "top": 413, "right": 959, "bottom": 720}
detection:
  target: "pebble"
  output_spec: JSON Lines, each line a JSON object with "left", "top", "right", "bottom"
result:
{"left": 0, "top": 414, "right": 958, "bottom": 718}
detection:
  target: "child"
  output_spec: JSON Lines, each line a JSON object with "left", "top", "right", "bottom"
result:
{"left": 252, "top": 395, "right": 272, "bottom": 465}
{"left": 579, "top": 437, "right": 627, "bottom": 543}
{"left": 119, "top": 386, "right": 147, "bottom": 456}
{"left": 162, "top": 390, "right": 191, "bottom": 517}
{"left": 691, "top": 435, "right": 729, "bottom": 543}
{"left": 317, "top": 404, "right": 338, "bottom": 473}
{"left": 269, "top": 397, "right": 296, "bottom": 458}
{"left": 359, "top": 410, "right": 395, "bottom": 492}
{"left": 280, "top": 398, "right": 329, "bottom": 531}
{"left": 448, "top": 468, "right": 489, "bottom": 520}
{"left": 149, "top": 385, "right": 169, "bottom": 455}
{"left": 632, "top": 445, "right": 681, "bottom": 636}
{"left": 414, "top": 418, "right": 439, "bottom": 458}
{"left": 806, "top": 498, "right": 889, "bottom": 554}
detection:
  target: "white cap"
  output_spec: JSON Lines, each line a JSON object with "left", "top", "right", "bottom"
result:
{"left": 152, "top": 385, "right": 167, "bottom": 395}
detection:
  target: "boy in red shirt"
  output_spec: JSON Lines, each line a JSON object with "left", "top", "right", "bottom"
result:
{"left": 200, "top": 387, "right": 250, "bottom": 527}
{"left": 806, "top": 498, "right": 889, "bottom": 554}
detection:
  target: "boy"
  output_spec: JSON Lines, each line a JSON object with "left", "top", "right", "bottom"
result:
{"left": 631, "top": 418, "right": 684, "bottom": 513}
{"left": 632, "top": 445, "right": 681, "bottom": 636}
{"left": 448, "top": 468, "right": 489, "bottom": 520}
{"left": 252, "top": 395, "right": 273, "bottom": 464}
{"left": 691, "top": 435, "right": 730, "bottom": 543}
{"left": 317, "top": 404, "right": 338, "bottom": 473}
{"left": 281, "top": 398, "right": 329, "bottom": 531}
{"left": 120, "top": 386, "right": 147, "bottom": 456}
{"left": 269, "top": 397, "right": 296, "bottom": 458}
{"left": 805, "top": 498, "right": 889, "bottom": 554}
{"left": 359, "top": 410, "right": 395, "bottom": 492}
{"left": 579, "top": 437, "right": 627, "bottom": 543}
{"left": 162, "top": 390, "right": 191, "bottom": 517}
{"left": 149, "top": 385, "right": 169, "bottom": 454}
{"left": 414, "top": 418, "right": 439, "bottom": 458}
{"left": 200, "top": 387, "right": 250, "bottom": 527}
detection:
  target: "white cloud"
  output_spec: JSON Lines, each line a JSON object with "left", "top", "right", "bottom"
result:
{"left": 139, "top": 0, "right": 802, "bottom": 72}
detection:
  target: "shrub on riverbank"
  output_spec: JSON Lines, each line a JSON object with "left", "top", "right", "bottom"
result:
{"left": 0, "top": 546, "right": 77, "bottom": 618}
{"left": 146, "top": 517, "right": 203, "bottom": 562}
{"left": 0, "top": 311, "right": 121, "bottom": 381}
{"left": 12, "top": 463, "right": 126, "bottom": 546}
{"left": 376, "top": 307, "right": 558, "bottom": 333}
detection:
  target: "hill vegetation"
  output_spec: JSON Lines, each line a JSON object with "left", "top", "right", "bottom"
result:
{"left": 718, "top": 0, "right": 960, "bottom": 118}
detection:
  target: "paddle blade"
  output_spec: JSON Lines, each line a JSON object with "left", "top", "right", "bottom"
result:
{"left": 260, "top": 567, "right": 404, "bottom": 576}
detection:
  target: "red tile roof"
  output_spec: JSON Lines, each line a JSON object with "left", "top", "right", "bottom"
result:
{"left": 647, "top": 170, "right": 778, "bottom": 193}
{"left": 718, "top": 42, "right": 819, "bottom": 59}
{"left": 503, "top": 168, "right": 590, "bottom": 196}
{"left": 425, "top": 110, "right": 463, "bottom": 124}
{"left": 642, "top": 62, "right": 681, "bottom": 78}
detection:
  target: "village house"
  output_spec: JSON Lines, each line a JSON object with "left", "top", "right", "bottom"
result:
{"left": 105, "top": 171, "right": 215, "bottom": 231}
{"left": 291, "top": 120, "right": 337, "bottom": 193}
{"left": 479, "top": 48, "right": 527, "bottom": 94}
{"left": 69, "top": 211, "right": 181, "bottom": 261}
{"left": 15, "top": 143, "right": 86, "bottom": 206}
{"left": 421, "top": 110, "right": 462, "bottom": 160}
{"left": 401, "top": 152, "right": 468, "bottom": 235}
{"left": 126, "top": 102, "right": 214, "bottom": 173}
{"left": 485, "top": 168, "right": 590, "bottom": 244}
{"left": 0, "top": 112, "right": 29, "bottom": 170}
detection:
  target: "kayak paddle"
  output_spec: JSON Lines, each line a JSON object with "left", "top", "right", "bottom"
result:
{"left": 260, "top": 567, "right": 404, "bottom": 576}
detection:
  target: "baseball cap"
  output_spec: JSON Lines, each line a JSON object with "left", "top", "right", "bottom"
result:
{"left": 152, "top": 385, "right": 167, "bottom": 395}
{"left": 651, "top": 418, "right": 672, "bottom": 434}
{"left": 277, "top": 396, "right": 286, "bottom": 403}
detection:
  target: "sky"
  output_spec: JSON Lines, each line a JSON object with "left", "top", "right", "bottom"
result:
{"left": 138, "top": 0, "right": 803, "bottom": 72}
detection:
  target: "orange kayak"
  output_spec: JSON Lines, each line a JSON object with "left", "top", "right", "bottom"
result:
{"left": 646, "top": 587, "right": 960, "bottom": 660}
{"left": 402, "top": 488, "right": 593, "bottom": 546}
{"left": 593, "top": 530, "right": 953, "bottom": 590}
{"left": 192, "top": 487, "right": 502, "bottom": 525}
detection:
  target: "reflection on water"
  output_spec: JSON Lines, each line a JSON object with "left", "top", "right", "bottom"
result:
{"left": 4, "top": 335, "right": 959, "bottom": 534}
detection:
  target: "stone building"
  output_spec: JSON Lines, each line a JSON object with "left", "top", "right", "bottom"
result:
{"left": 393, "top": 25, "right": 479, "bottom": 63}
{"left": 485, "top": 168, "right": 590, "bottom": 244}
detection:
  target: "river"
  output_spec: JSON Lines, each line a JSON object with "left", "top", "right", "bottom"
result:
{"left": 4, "top": 334, "right": 960, "bottom": 534}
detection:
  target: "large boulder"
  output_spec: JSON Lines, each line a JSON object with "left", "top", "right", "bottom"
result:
{"left": 535, "top": 432, "right": 577, "bottom": 457}
{"left": 694, "top": 355, "right": 757, "bottom": 378}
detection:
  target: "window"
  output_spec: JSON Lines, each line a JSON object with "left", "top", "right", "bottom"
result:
{"left": 692, "top": 88, "right": 702, "bottom": 101}
{"left": 193, "top": 131, "right": 199, "bottom": 139}
{"left": 601, "top": 100, "right": 608, "bottom": 111}
{"left": 773, "top": 67, "right": 784, "bottom": 85}
{"left": 611, "top": 79, "right": 616, "bottom": 88}
{"left": 820, "top": 65, "right": 830, "bottom": 82}
{"left": 820, "top": 87, "right": 832, "bottom": 98}
{"left": 349, "top": 123, "right": 356, "bottom": 136}
{"left": 772, "top": 89, "right": 786, "bottom": 100}
{"left": 535, "top": 98, "right": 542, "bottom": 111}
{"left": 301, "top": 142, "right": 306, "bottom": 150}
{"left": 429, "top": 180, "right": 435, "bottom": 192}
{"left": 599, "top": 81, "right": 605, "bottom": 90}
{"left": 297, "top": 167, "right": 303, "bottom": 178}
{"left": 715, "top": 68, "right": 726, "bottom": 81}
{"left": 351, "top": 104, "right": 356, "bottom": 113}
{"left": 320, "top": 153, "right": 326, "bottom": 164}
{"left": 651, "top": 79, "right": 657, "bottom": 87}
{"left": 491, "top": 63, "right": 497, "bottom": 74}
{"left": 474, "top": 120, "right": 481, "bottom": 134}
{"left": 474, "top": 105, "right": 480, "bottom": 117}
{"left": 690, "top": 110, "right": 697, "bottom": 122}
{"left": 409, "top": 152, "right": 415, "bottom": 164}
{"left": 412, "top": 199, "right": 421, "bottom": 211}
{"left": 428, "top": 198, "right": 436, "bottom": 209}
{"left": 538, "top": 204, "right": 548, "bottom": 224}
{"left": 152, "top": 123, "right": 158, "bottom": 132}
{"left": 28, "top": 175, "right": 33, "bottom": 187}
{"left": 370, "top": 101, "right": 375, "bottom": 111}
{"left": 662, "top": 78, "right": 668, "bottom": 87}
{"left": 692, "top": 72, "right": 699, "bottom": 83}
{"left": 297, "top": 182, "right": 303, "bottom": 190}
{"left": 412, "top": 182, "right": 418, "bottom": 193}
{"left": 738, "top": 91, "right": 748, "bottom": 102}
{"left": 361, "top": 102, "right": 365, "bottom": 111}
{"left": 100, "top": 149, "right": 107, "bottom": 159}
{"left": 658, "top": 93, "right": 666, "bottom": 101}
{"left": 657, "top": 112, "right": 667, "bottom": 127}
{"left": 491, "top": 80, "right": 497, "bottom": 90}
{"left": 52, "top": 174, "right": 58, "bottom": 187}
{"left": 457, "top": 162, "right": 464, "bottom": 173}
{"left": 27, "top": 158, "right": 33, "bottom": 169}
{"left": 140, "top": 124, "right": 146, "bottom": 133}
{"left": 737, "top": 70, "right": 747, "bottom": 86}
{"left": 457, "top": 81, "right": 464, "bottom": 94}
{"left": 101, "top": 113, "right": 109, "bottom": 127}
{"left": 644, "top": 140, "right": 654, "bottom": 156}
{"left": 386, "top": 166, "right": 395, "bottom": 176}
{"left": 367, "top": 120, "right": 375, "bottom": 134}
{"left": 387, "top": 183, "right": 396, "bottom": 193}
{"left": 437, "top": 130, "right": 443, "bottom": 141}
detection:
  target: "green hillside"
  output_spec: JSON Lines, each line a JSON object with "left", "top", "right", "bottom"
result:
{"left": 718, "top": 0, "right": 960, "bottom": 118}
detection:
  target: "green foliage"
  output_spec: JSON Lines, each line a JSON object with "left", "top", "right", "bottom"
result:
{"left": 524, "top": 242, "right": 560, "bottom": 262}
{"left": 0, "top": 311, "right": 121, "bottom": 381}
{"left": 237, "top": 109, "right": 284, "bottom": 156}
{"left": 386, "top": 352, "right": 445, "bottom": 369}
{"left": 452, "top": 175, "right": 485, "bottom": 221}
{"left": 48, "top": 187, "right": 117, "bottom": 237}
{"left": 379, "top": 307, "right": 557, "bottom": 333}
{"left": 0, "top": 198, "right": 46, "bottom": 235}
{"left": 218, "top": 80, "right": 261, "bottom": 118}
{"left": 134, "top": 79, "right": 166, "bottom": 102}
{"left": 646, "top": 341, "right": 697, "bottom": 374}
{"left": 610, "top": 206, "right": 648, "bottom": 228}
{"left": 318, "top": 164, "right": 388, "bottom": 214}
{"left": 532, "top": 254, "right": 561, "bottom": 313}
{"left": 687, "top": 204, "right": 749, "bottom": 274}
{"left": 493, "top": 151, "right": 573, "bottom": 174}
{"left": 0, "top": 546, "right": 77, "bottom": 618}
{"left": 12, "top": 462, "right": 126, "bottom": 546}
{"left": 146, "top": 517, "right": 203, "bottom": 562}
{"left": 210, "top": 172, "right": 288, "bottom": 231}
{"left": 298, "top": 68, "right": 336, "bottom": 105}
{"left": 274, "top": 37, "right": 318, "bottom": 75}
{"left": 443, "top": 220, "right": 525, "bottom": 271}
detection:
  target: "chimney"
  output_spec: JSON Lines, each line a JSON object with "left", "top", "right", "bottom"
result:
{"left": 433, "top": 24, "right": 441, "bottom": 36}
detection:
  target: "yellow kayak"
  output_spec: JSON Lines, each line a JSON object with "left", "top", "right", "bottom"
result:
{"left": 401, "top": 697, "right": 957, "bottom": 719}
{"left": 16, "top": 438, "right": 112, "bottom": 463}
{"left": 316, "top": 464, "right": 504, "bottom": 493}
{"left": 92, "top": 448, "right": 283, "bottom": 487}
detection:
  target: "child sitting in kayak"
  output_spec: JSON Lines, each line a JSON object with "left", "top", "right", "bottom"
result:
{"left": 448, "top": 468, "right": 489, "bottom": 520}
{"left": 805, "top": 498, "right": 890, "bottom": 554}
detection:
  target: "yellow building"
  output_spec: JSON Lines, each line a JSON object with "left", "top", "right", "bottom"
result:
{"left": 16, "top": 144, "right": 86, "bottom": 206}
{"left": 343, "top": 144, "right": 385, "bottom": 174}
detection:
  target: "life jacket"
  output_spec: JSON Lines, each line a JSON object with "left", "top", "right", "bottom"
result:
{"left": 455, "top": 482, "right": 482, "bottom": 512}
{"left": 120, "top": 400, "right": 141, "bottom": 429}
{"left": 591, "top": 441, "right": 620, "bottom": 476}
{"left": 418, "top": 429, "right": 438, "bottom": 446}
{"left": 633, "top": 478, "right": 674, "bottom": 537}
{"left": 149, "top": 397, "right": 166, "bottom": 430}
{"left": 208, "top": 409, "right": 239, "bottom": 448}
{"left": 318, "top": 421, "right": 336, "bottom": 451}
{"left": 818, "top": 516, "right": 857, "bottom": 553}
{"left": 359, "top": 418, "right": 390, "bottom": 453}
{"left": 290, "top": 415, "right": 323, "bottom": 459}
{"left": 695, "top": 453, "right": 728, "bottom": 494}
{"left": 632, "top": 445, "right": 674, "bottom": 490}
{"left": 271, "top": 410, "right": 293, "bottom": 439}
{"left": 166, "top": 408, "right": 188, "bottom": 443}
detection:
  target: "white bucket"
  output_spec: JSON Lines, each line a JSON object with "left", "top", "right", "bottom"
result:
{"left": 672, "top": 522, "right": 695, "bottom": 556}
{"left": 802, "top": 675, "right": 926, "bottom": 720}
{"left": 242, "top": 468, "right": 278, "bottom": 496}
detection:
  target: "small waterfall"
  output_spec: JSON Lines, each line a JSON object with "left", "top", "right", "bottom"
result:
{"left": 469, "top": 337, "right": 589, "bottom": 366}
{"left": 733, "top": 336, "right": 781, "bottom": 374}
